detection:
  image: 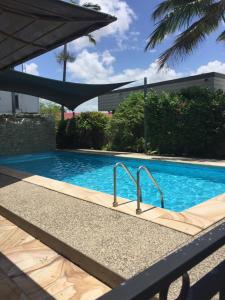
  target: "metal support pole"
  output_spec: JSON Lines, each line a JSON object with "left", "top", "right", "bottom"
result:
{"left": 61, "top": 44, "right": 67, "bottom": 121}
{"left": 144, "top": 77, "right": 148, "bottom": 99}
{"left": 11, "top": 66, "right": 16, "bottom": 115}
{"left": 144, "top": 77, "right": 148, "bottom": 152}
{"left": 11, "top": 92, "right": 16, "bottom": 115}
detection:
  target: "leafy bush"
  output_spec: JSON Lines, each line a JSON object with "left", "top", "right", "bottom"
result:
{"left": 145, "top": 87, "right": 225, "bottom": 158}
{"left": 56, "top": 87, "right": 225, "bottom": 158}
{"left": 107, "top": 92, "right": 145, "bottom": 152}
{"left": 56, "top": 120, "right": 69, "bottom": 148}
{"left": 56, "top": 118, "right": 76, "bottom": 148}
{"left": 56, "top": 112, "right": 108, "bottom": 150}
{"left": 76, "top": 112, "right": 108, "bottom": 149}
{"left": 40, "top": 102, "right": 60, "bottom": 122}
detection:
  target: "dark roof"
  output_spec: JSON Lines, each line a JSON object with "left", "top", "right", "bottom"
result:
{"left": 0, "top": 70, "right": 132, "bottom": 110}
{"left": 0, "top": 0, "right": 116, "bottom": 70}
{"left": 109, "top": 72, "right": 225, "bottom": 94}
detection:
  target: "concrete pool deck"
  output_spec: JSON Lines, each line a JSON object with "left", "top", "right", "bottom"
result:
{"left": 1, "top": 171, "right": 225, "bottom": 297}
{"left": 0, "top": 173, "right": 191, "bottom": 288}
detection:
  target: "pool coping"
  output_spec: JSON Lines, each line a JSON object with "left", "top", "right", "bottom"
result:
{"left": 1, "top": 154, "right": 225, "bottom": 236}
{"left": 65, "top": 148, "right": 225, "bottom": 168}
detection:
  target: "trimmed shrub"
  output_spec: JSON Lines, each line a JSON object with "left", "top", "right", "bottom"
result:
{"left": 56, "top": 120, "right": 69, "bottom": 148}
{"left": 107, "top": 92, "right": 145, "bottom": 152}
{"left": 76, "top": 112, "right": 108, "bottom": 149}
{"left": 145, "top": 87, "right": 225, "bottom": 158}
{"left": 56, "top": 112, "right": 108, "bottom": 150}
{"left": 56, "top": 87, "right": 225, "bottom": 158}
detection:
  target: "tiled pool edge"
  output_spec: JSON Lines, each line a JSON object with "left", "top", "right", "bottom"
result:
{"left": 68, "top": 149, "right": 225, "bottom": 168}
{"left": 1, "top": 165, "right": 225, "bottom": 236}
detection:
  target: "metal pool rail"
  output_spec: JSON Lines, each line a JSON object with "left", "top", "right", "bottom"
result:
{"left": 137, "top": 165, "right": 164, "bottom": 214}
{"left": 113, "top": 162, "right": 140, "bottom": 207}
{"left": 113, "top": 162, "right": 164, "bottom": 213}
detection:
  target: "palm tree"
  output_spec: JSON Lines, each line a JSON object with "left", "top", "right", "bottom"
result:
{"left": 57, "top": 1, "right": 101, "bottom": 120}
{"left": 56, "top": 44, "right": 76, "bottom": 120}
{"left": 146, "top": 0, "right": 225, "bottom": 69}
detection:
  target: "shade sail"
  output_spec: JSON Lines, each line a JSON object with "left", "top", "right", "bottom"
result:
{"left": 0, "top": 0, "right": 116, "bottom": 70}
{"left": 0, "top": 70, "right": 132, "bottom": 110}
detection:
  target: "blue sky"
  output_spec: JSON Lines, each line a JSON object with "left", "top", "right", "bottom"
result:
{"left": 17, "top": 0, "right": 225, "bottom": 111}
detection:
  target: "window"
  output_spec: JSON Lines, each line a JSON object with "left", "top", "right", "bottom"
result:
{"left": 15, "top": 95, "right": 19, "bottom": 109}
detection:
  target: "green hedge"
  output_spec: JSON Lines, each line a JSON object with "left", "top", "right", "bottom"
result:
{"left": 56, "top": 87, "right": 225, "bottom": 158}
{"left": 56, "top": 112, "right": 108, "bottom": 149}
{"left": 76, "top": 112, "right": 108, "bottom": 149}
{"left": 106, "top": 92, "right": 145, "bottom": 152}
{"left": 145, "top": 87, "right": 225, "bottom": 158}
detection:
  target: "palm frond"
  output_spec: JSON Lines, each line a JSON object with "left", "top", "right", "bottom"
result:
{"left": 87, "top": 34, "right": 96, "bottom": 45}
{"left": 146, "top": 0, "right": 225, "bottom": 69}
{"left": 56, "top": 49, "right": 76, "bottom": 64}
{"left": 157, "top": 9, "right": 221, "bottom": 69}
{"left": 147, "top": 1, "right": 215, "bottom": 50}
{"left": 82, "top": 2, "right": 101, "bottom": 11}
{"left": 152, "top": 0, "right": 193, "bottom": 21}
{"left": 217, "top": 30, "right": 225, "bottom": 42}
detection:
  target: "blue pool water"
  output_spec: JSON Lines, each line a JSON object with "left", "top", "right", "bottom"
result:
{"left": 0, "top": 151, "right": 225, "bottom": 212}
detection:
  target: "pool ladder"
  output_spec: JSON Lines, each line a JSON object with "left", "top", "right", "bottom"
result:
{"left": 113, "top": 162, "right": 164, "bottom": 214}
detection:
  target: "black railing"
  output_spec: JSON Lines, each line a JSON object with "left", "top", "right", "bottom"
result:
{"left": 98, "top": 221, "right": 225, "bottom": 300}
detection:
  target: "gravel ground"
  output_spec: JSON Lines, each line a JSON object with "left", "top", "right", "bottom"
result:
{"left": 0, "top": 173, "right": 225, "bottom": 298}
{"left": 0, "top": 174, "right": 190, "bottom": 279}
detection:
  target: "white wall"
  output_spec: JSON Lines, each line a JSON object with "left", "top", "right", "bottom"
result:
{"left": 0, "top": 91, "right": 39, "bottom": 114}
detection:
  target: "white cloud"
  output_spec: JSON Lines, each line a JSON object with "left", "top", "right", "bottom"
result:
{"left": 101, "top": 50, "right": 116, "bottom": 65}
{"left": 70, "top": 36, "right": 95, "bottom": 52}
{"left": 69, "top": 49, "right": 183, "bottom": 112}
{"left": 68, "top": 50, "right": 115, "bottom": 83}
{"left": 68, "top": 49, "right": 182, "bottom": 84}
{"left": 24, "top": 62, "right": 39, "bottom": 76}
{"left": 192, "top": 60, "right": 225, "bottom": 74}
{"left": 71, "top": 0, "right": 136, "bottom": 51}
{"left": 68, "top": 49, "right": 225, "bottom": 112}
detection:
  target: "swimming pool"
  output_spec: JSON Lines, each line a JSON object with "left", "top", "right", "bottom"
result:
{"left": 0, "top": 151, "right": 225, "bottom": 212}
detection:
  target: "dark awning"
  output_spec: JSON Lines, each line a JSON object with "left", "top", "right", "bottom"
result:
{"left": 0, "top": 0, "right": 116, "bottom": 70}
{"left": 0, "top": 70, "right": 132, "bottom": 110}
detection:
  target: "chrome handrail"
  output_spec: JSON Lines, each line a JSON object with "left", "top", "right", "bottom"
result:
{"left": 113, "top": 162, "right": 141, "bottom": 207}
{"left": 137, "top": 165, "right": 164, "bottom": 214}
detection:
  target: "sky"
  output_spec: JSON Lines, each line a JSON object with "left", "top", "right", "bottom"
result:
{"left": 17, "top": 0, "right": 225, "bottom": 112}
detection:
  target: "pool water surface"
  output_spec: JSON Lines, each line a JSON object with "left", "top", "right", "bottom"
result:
{"left": 0, "top": 151, "right": 225, "bottom": 212}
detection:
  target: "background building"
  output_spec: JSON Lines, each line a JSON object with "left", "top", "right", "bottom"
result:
{"left": 98, "top": 72, "right": 225, "bottom": 112}
{"left": 0, "top": 91, "right": 39, "bottom": 114}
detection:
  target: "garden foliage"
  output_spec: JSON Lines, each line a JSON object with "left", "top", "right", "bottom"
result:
{"left": 56, "top": 87, "right": 225, "bottom": 158}
{"left": 106, "top": 92, "right": 145, "bottom": 152}
{"left": 145, "top": 87, "right": 225, "bottom": 158}
{"left": 56, "top": 112, "right": 108, "bottom": 149}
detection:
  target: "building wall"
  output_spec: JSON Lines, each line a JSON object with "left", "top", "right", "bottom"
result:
{"left": 17, "top": 93, "right": 39, "bottom": 113}
{"left": 0, "top": 91, "right": 39, "bottom": 114}
{"left": 213, "top": 76, "right": 225, "bottom": 90}
{"left": 98, "top": 73, "right": 219, "bottom": 112}
{"left": 0, "top": 91, "right": 12, "bottom": 113}
{"left": 0, "top": 115, "right": 56, "bottom": 155}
